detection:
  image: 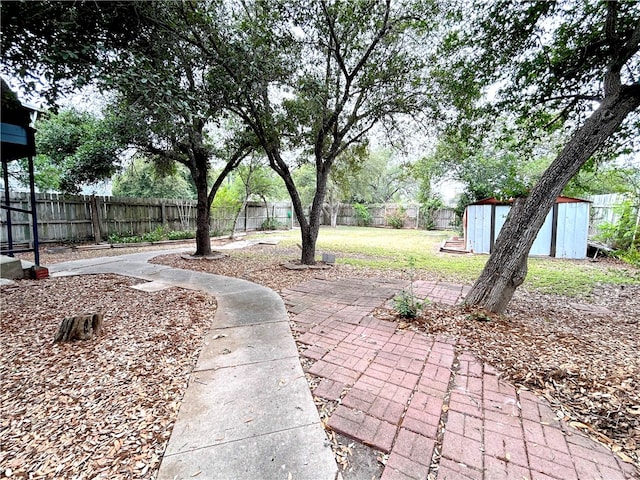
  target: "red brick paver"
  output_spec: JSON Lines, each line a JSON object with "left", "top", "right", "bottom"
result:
{"left": 281, "top": 278, "right": 638, "bottom": 480}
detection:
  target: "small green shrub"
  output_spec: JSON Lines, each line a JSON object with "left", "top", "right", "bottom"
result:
{"left": 617, "top": 247, "right": 640, "bottom": 267}
{"left": 386, "top": 207, "right": 406, "bottom": 229}
{"left": 260, "top": 217, "right": 281, "bottom": 231}
{"left": 142, "top": 226, "right": 167, "bottom": 242}
{"left": 597, "top": 200, "right": 639, "bottom": 251}
{"left": 353, "top": 203, "right": 372, "bottom": 226}
{"left": 420, "top": 197, "right": 444, "bottom": 230}
{"left": 109, "top": 226, "right": 196, "bottom": 243}
{"left": 167, "top": 230, "right": 196, "bottom": 240}
{"left": 393, "top": 255, "right": 427, "bottom": 318}
{"left": 596, "top": 200, "right": 639, "bottom": 267}
{"left": 393, "top": 290, "right": 423, "bottom": 318}
{"left": 108, "top": 232, "right": 142, "bottom": 244}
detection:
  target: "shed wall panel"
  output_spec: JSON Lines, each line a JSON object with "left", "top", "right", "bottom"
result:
{"left": 466, "top": 205, "right": 492, "bottom": 253}
{"left": 463, "top": 200, "right": 588, "bottom": 259}
{"left": 530, "top": 209, "right": 553, "bottom": 256}
{"left": 556, "top": 202, "right": 589, "bottom": 259}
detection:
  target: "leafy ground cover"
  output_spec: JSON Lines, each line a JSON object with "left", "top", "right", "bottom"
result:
{"left": 1, "top": 274, "right": 215, "bottom": 479}
{"left": 6, "top": 227, "right": 640, "bottom": 476}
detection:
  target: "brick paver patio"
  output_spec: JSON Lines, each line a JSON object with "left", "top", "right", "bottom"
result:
{"left": 281, "top": 278, "right": 638, "bottom": 480}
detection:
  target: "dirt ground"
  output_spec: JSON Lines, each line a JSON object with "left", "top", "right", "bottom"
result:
{"left": 3, "top": 239, "right": 639, "bottom": 477}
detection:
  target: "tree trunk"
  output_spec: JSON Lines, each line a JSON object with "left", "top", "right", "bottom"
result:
{"left": 465, "top": 85, "right": 640, "bottom": 313}
{"left": 194, "top": 168, "right": 212, "bottom": 256}
{"left": 330, "top": 203, "right": 339, "bottom": 228}
{"left": 260, "top": 195, "right": 270, "bottom": 222}
{"left": 300, "top": 162, "right": 331, "bottom": 264}
{"left": 300, "top": 223, "right": 318, "bottom": 264}
{"left": 465, "top": 198, "right": 531, "bottom": 313}
{"left": 232, "top": 198, "right": 248, "bottom": 238}
{"left": 54, "top": 313, "right": 104, "bottom": 342}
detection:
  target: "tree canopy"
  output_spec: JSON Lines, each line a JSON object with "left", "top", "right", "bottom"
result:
{"left": 2, "top": 1, "right": 257, "bottom": 253}
{"left": 147, "top": 0, "right": 440, "bottom": 263}
{"left": 112, "top": 156, "right": 195, "bottom": 200}
{"left": 27, "top": 108, "right": 122, "bottom": 193}
{"left": 0, "top": 1, "right": 142, "bottom": 103}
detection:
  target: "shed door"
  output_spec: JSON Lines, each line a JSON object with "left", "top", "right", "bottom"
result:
{"left": 465, "top": 205, "right": 492, "bottom": 254}
{"left": 493, "top": 205, "right": 552, "bottom": 256}
{"left": 555, "top": 202, "right": 588, "bottom": 259}
{"left": 530, "top": 209, "right": 553, "bottom": 256}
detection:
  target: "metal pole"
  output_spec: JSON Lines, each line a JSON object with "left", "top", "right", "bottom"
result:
{"left": 2, "top": 160, "right": 14, "bottom": 256}
{"left": 27, "top": 155, "right": 40, "bottom": 265}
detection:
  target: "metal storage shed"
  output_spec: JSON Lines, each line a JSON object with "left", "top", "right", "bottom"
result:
{"left": 464, "top": 196, "right": 590, "bottom": 259}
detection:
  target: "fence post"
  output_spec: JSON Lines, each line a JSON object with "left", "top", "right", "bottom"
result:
{"left": 161, "top": 201, "right": 168, "bottom": 227}
{"left": 634, "top": 203, "right": 640, "bottom": 248}
{"left": 89, "top": 195, "right": 102, "bottom": 243}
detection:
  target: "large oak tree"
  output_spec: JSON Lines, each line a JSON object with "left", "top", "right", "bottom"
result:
{"left": 1, "top": 1, "right": 254, "bottom": 255}
{"left": 442, "top": 1, "right": 640, "bottom": 312}
{"left": 155, "top": 0, "right": 440, "bottom": 264}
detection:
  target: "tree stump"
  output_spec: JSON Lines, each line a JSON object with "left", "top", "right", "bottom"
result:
{"left": 54, "top": 313, "right": 104, "bottom": 343}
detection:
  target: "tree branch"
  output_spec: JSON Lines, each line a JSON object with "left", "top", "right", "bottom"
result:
{"left": 348, "top": 0, "right": 392, "bottom": 84}
{"left": 320, "top": 0, "right": 349, "bottom": 80}
{"left": 319, "top": 0, "right": 392, "bottom": 153}
{"left": 539, "top": 93, "right": 603, "bottom": 104}
{"left": 207, "top": 143, "right": 252, "bottom": 208}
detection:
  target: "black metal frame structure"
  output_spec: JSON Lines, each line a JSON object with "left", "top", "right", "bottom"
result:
{"left": 1, "top": 79, "right": 40, "bottom": 265}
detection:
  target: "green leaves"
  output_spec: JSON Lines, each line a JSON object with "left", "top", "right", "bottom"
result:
{"left": 30, "top": 108, "right": 123, "bottom": 193}
{"left": 112, "top": 156, "right": 196, "bottom": 200}
{"left": 437, "top": 0, "right": 639, "bottom": 162}
{"left": 1, "top": 1, "right": 144, "bottom": 103}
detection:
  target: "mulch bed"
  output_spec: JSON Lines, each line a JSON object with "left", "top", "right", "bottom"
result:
{"left": 1, "top": 275, "right": 215, "bottom": 479}
{"left": 376, "top": 283, "right": 640, "bottom": 469}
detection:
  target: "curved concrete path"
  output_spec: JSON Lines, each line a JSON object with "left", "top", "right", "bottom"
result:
{"left": 48, "top": 249, "right": 338, "bottom": 480}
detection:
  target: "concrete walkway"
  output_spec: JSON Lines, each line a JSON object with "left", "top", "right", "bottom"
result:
{"left": 281, "top": 278, "right": 638, "bottom": 480}
{"left": 47, "top": 249, "right": 338, "bottom": 480}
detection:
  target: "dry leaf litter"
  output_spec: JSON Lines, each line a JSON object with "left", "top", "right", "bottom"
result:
{"left": 1, "top": 274, "right": 215, "bottom": 479}
{"left": 150, "top": 245, "right": 640, "bottom": 473}
{"left": 8, "top": 240, "right": 640, "bottom": 477}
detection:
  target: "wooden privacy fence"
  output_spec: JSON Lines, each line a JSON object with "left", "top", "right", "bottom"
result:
{"left": 0, "top": 192, "right": 294, "bottom": 245}
{"left": 316, "top": 203, "right": 457, "bottom": 230}
{"left": 1, "top": 192, "right": 458, "bottom": 247}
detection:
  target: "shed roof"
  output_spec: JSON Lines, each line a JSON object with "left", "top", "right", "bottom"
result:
{"left": 1, "top": 78, "right": 37, "bottom": 162}
{"left": 470, "top": 195, "right": 590, "bottom": 206}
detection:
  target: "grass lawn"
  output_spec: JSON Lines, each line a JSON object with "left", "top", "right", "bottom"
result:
{"left": 257, "top": 226, "right": 640, "bottom": 296}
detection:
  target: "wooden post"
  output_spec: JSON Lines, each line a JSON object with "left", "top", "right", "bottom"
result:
{"left": 633, "top": 203, "right": 640, "bottom": 248}
{"left": 90, "top": 195, "right": 102, "bottom": 243}
{"left": 161, "top": 201, "right": 168, "bottom": 227}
